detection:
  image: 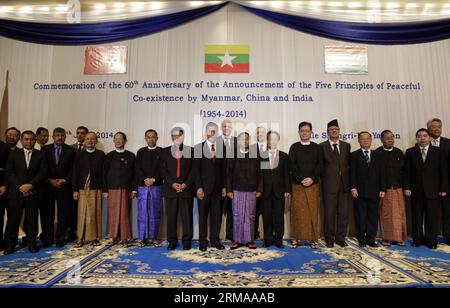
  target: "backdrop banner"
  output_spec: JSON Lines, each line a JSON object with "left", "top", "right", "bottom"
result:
{"left": 1, "top": 4, "right": 449, "bottom": 239}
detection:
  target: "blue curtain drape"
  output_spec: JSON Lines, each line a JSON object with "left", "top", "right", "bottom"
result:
{"left": 0, "top": 2, "right": 227, "bottom": 45}
{"left": 0, "top": 1, "right": 449, "bottom": 45}
{"left": 239, "top": 5, "right": 450, "bottom": 45}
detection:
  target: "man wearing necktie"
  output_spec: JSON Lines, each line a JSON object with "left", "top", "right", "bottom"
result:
{"left": 194, "top": 122, "right": 226, "bottom": 251}
{"left": 216, "top": 120, "right": 237, "bottom": 241}
{"left": 250, "top": 126, "right": 268, "bottom": 241}
{"left": 261, "top": 131, "right": 290, "bottom": 248}
{"left": 41, "top": 127, "right": 76, "bottom": 248}
{"left": 350, "top": 132, "right": 386, "bottom": 248}
{"left": 320, "top": 119, "right": 351, "bottom": 248}
{"left": 404, "top": 128, "right": 448, "bottom": 249}
{"left": 4, "top": 131, "right": 47, "bottom": 254}
{"left": 427, "top": 118, "right": 450, "bottom": 246}
{"left": 71, "top": 126, "right": 88, "bottom": 152}
{"left": 161, "top": 127, "right": 194, "bottom": 250}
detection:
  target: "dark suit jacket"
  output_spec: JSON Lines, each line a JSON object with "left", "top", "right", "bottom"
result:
{"left": 350, "top": 149, "right": 386, "bottom": 198}
{"left": 249, "top": 142, "right": 269, "bottom": 159}
{"left": 0, "top": 141, "right": 10, "bottom": 186}
{"left": 161, "top": 144, "right": 194, "bottom": 198}
{"left": 216, "top": 135, "right": 237, "bottom": 159}
{"left": 5, "top": 148, "right": 47, "bottom": 198}
{"left": 404, "top": 144, "right": 448, "bottom": 199}
{"left": 42, "top": 143, "right": 76, "bottom": 184}
{"left": 261, "top": 150, "right": 291, "bottom": 199}
{"left": 194, "top": 141, "right": 225, "bottom": 195}
{"left": 320, "top": 140, "right": 351, "bottom": 194}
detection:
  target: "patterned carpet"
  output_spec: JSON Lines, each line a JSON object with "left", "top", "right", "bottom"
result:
{"left": 0, "top": 239, "right": 448, "bottom": 288}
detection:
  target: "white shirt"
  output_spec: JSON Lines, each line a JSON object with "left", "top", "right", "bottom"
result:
{"left": 382, "top": 147, "right": 393, "bottom": 152}
{"left": 239, "top": 149, "right": 249, "bottom": 154}
{"left": 268, "top": 149, "right": 278, "bottom": 167}
{"left": 329, "top": 140, "right": 340, "bottom": 153}
{"left": 300, "top": 141, "right": 311, "bottom": 146}
{"left": 115, "top": 149, "right": 125, "bottom": 153}
{"left": 257, "top": 142, "right": 267, "bottom": 152}
{"left": 361, "top": 148, "right": 371, "bottom": 160}
{"left": 86, "top": 148, "right": 95, "bottom": 153}
{"left": 432, "top": 137, "right": 441, "bottom": 147}
{"left": 420, "top": 144, "right": 430, "bottom": 154}
{"left": 24, "top": 149, "right": 33, "bottom": 167}
{"left": 148, "top": 146, "right": 157, "bottom": 150}
{"left": 206, "top": 139, "right": 216, "bottom": 149}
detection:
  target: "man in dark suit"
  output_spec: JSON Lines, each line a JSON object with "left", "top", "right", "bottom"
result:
{"left": 320, "top": 119, "right": 351, "bottom": 248}
{"left": 261, "top": 131, "right": 290, "bottom": 248}
{"left": 216, "top": 120, "right": 237, "bottom": 241}
{"left": 427, "top": 118, "right": 450, "bottom": 246}
{"left": 249, "top": 126, "right": 267, "bottom": 241}
{"left": 194, "top": 122, "right": 226, "bottom": 251}
{"left": 0, "top": 140, "right": 10, "bottom": 249}
{"left": 350, "top": 131, "right": 386, "bottom": 248}
{"left": 404, "top": 128, "right": 448, "bottom": 249}
{"left": 41, "top": 127, "right": 76, "bottom": 248}
{"left": 4, "top": 131, "right": 47, "bottom": 254}
{"left": 161, "top": 127, "right": 195, "bottom": 250}
{"left": 67, "top": 125, "right": 88, "bottom": 241}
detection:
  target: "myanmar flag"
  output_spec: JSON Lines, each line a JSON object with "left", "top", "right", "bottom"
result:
{"left": 204, "top": 44, "right": 249, "bottom": 73}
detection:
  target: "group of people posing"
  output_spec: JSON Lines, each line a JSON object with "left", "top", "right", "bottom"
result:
{"left": 0, "top": 117, "right": 449, "bottom": 255}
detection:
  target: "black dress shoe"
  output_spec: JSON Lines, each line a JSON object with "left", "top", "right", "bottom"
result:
{"left": 326, "top": 242, "right": 334, "bottom": 248}
{"left": 167, "top": 243, "right": 177, "bottom": 250}
{"left": 55, "top": 242, "right": 65, "bottom": 248}
{"left": 212, "top": 243, "right": 225, "bottom": 250}
{"left": 427, "top": 244, "right": 438, "bottom": 249}
{"left": 4, "top": 246, "right": 15, "bottom": 255}
{"left": 263, "top": 242, "right": 273, "bottom": 248}
{"left": 359, "top": 242, "right": 367, "bottom": 247}
{"left": 445, "top": 239, "right": 450, "bottom": 246}
{"left": 367, "top": 242, "right": 379, "bottom": 248}
{"left": 183, "top": 245, "right": 191, "bottom": 251}
{"left": 199, "top": 246, "right": 207, "bottom": 252}
{"left": 28, "top": 245, "right": 39, "bottom": 253}
{"left": 336, "top": 241, "right": 348, "bottom": 247}
{"left": 412, "top": 241, "right": 422, "bottom": 247}
{"left": 275, "top": 243, "right": 285, "bottom": 249}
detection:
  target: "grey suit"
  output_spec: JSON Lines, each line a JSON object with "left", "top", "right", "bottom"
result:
{"left": 320, "top": 140, "right": 351, "bottom": 243}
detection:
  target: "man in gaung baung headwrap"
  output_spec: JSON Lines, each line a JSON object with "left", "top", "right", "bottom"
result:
{"left": 103, "top": 132, "right": 136, "bottom": 247}
{"left": 72, "top": 132, "right": 105, "bottom": 248}
{"left": 135, "top": 129, "right": 164, "bottom": 247}
{"left": 375, "top": 130, "right": 407, "bottom": 246}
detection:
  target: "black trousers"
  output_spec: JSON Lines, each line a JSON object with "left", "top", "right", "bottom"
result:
{"left": 6, "top": 195, "right": 39, "bottom": 247}
{"left": 224, "top": 197, "right": 233, "bottom": 241}
{"left": 38, "top": 185, "right": 49, "bottom": 242}
{"left": 411, "top": 193, "right": 441, "bottom": 245}
{"left": 323, "top": 180, "right": 349, "bottom": 243}
{"left": 198, "top": 193, "right": 222, "bottom": 246}
{"left": 442, "top": 195, "right": 450, "bottom": 240}
{"left": 166, "top": 197, "right": 193, "bottom": 246}
{"left": 254, "top": 197, "right": 263, "bottom": 239}
{"left": 0, "top": 195, "right": 7, "bottom": 246}
{"left": 262, "top": 197, "right": 285, "bottom": 245}
{"left": 353, "top": 197, "right": 379, "bottom": 244}
{"left": 67, "top": 199, "right": 78, "bottom": 241}
{"left": 45, "top": 185, "right": 72, "bottom": 244}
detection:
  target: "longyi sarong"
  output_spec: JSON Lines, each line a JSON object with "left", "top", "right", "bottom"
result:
{"left": 77, "top": 175, "right": 102, "bottom": 242}
{"left": 290, "top": 183, "right": 319, "bottom": 241}
{"left": 108, "top": 189, "right": 132, "bottom": 241}
{"left": 379, "top": 188, "right": 407, "bottom": 242}
{"left": 137, "top": 185, "right": 162, "bottom": 241}
{"left": 232, "top": 191, "right": 256, "bottom": 244}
